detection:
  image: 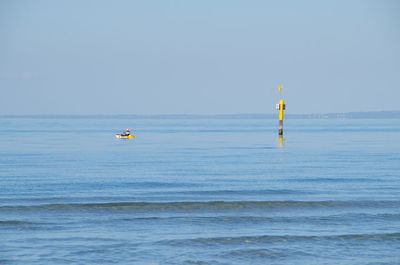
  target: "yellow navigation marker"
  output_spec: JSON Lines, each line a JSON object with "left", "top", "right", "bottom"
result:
{"left": 275, "top": 85, "right": 286, "bottom": 137}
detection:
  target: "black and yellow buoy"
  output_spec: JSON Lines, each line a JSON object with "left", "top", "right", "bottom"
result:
{"left": 276, "top": 84, "right": 286, "bottom": 137}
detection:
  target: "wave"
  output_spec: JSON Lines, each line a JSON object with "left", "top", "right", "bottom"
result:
{"left": 220, "top": 248, "right": 313, "bottom": 259}
{"left": 0, "top": 220, "right": 34, "bottom": 226}
{"left": 154, "top": 189, "right": 310, "bottom": 196}
{"left": 116, "top": 212, "right": 400, "bottom": 223}
{"left": 1, "top": 200, "right": 399, "bottom": 212}
{"left": 161, "top": 232, "right": 400, "bottom": 247}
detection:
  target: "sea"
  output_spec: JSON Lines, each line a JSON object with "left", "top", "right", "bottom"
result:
{"left": 1, "top": 117, "right": 399, "bottom": 265}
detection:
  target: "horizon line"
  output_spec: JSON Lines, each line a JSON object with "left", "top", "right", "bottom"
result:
{"left": 1, "top": 110, "right": 400, "bottom": 119}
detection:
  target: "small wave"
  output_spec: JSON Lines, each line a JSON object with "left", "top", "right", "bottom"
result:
{"left": 157, "top": 189, "right": 309, "bottom": 196}
{"left": 1, "top": 200, "right": 398, "bottom": 212}
{"left": 292, "top": 177, "right": 381, "bottom": 183}
{"left": 220, "top": 248, "right": 313, "bottom": 260}
{"left": 0, "top": 220, "right": 33, "bottom": 226}
{"left": 161, "top": 233, "right": 400, "bottom": 247}
{"left": 69, "top": 212, "right": 400, "bottom": 226}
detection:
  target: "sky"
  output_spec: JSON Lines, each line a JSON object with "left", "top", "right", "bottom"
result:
{"left": 0, "top": 0, "right": 399, "bottom": 115}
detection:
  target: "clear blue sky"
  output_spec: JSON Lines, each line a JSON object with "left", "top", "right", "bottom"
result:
{"left": 0, "top": 0, "right": 399, "bottom": 115}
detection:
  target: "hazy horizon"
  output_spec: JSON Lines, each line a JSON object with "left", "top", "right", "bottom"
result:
{"left": 0, "top": 110, "right": 400, "bottom": 119}
{"left": 1, "top": 0, "right": 399, "bottom": 115}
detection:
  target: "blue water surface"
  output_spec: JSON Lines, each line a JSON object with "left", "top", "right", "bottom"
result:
{"left": 0, "top": 117, "right": 399, "bottom": 265}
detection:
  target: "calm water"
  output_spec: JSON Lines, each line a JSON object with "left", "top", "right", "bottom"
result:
{"left": 1, "top": 117, "right": 399, "bottom": 265}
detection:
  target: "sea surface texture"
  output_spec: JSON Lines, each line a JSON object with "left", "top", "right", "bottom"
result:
{"left": 1, "top": 117, "right": 399, "bottom": 265}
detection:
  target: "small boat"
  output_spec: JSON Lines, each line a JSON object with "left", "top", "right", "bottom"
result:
{"left": 115, "top": 134, "right": 134, "bottom": 139}
{"left": 115, "top": 128, "right": 135, "bottom": 139}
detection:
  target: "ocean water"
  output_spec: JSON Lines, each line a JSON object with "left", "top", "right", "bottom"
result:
{"left": 1, "top": 117, "right": 399, "bottom": 265}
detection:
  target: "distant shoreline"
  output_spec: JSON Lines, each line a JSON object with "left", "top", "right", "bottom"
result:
{"left": 1, "top": 111, "right": 400, "bottom": 119}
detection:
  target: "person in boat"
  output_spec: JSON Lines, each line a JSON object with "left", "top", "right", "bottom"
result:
{"left": 121, "top": 128, "right": 131, "bottom": 137}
